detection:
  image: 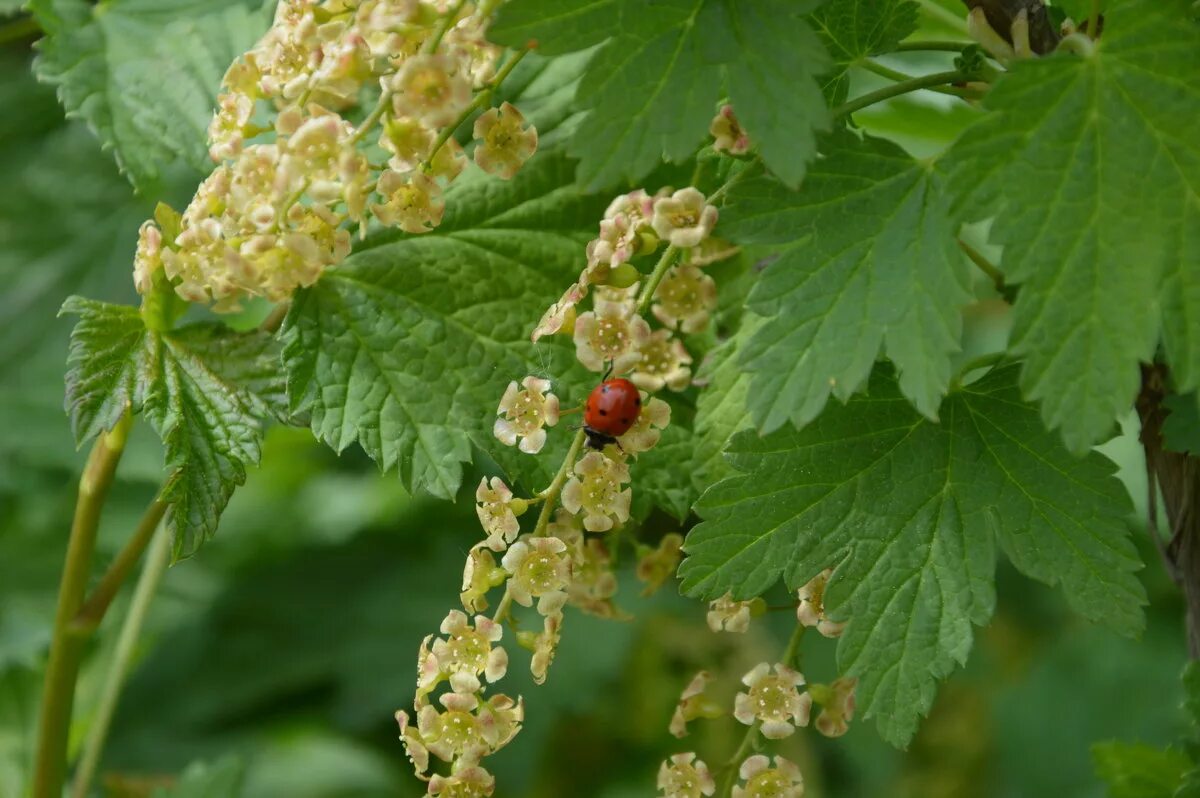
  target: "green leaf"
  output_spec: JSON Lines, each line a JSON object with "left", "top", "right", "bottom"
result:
{"left": 720, "top": 0, "right": 831, "bottom": 188}
{"left": 722, "top": 131, "right": 972, "bottom": 432}
{"left": 489, "top": 0, "right": 619, "bottom": 55}
{"left": 1092, "top": 742, "right": 1188, "bottom": 798}
{"left": 567, "top": 0, "right": 723, "bottom": 190}
{"left": 63, "top": 298, "right": 285, "bottom": 557}
{"left": 282, "top": 154, "right": 605, "bottom": 499}
{"left": 688, "top": 313, "right": 761, "bottom": 490}
{"left": 30, "top": 0, "right": 271, "bottom": 190}
{"left": 679, "top": 364, "right": 1144, "bottom": 746}
{"left": 151, "top": 757, "right": 245, "bottom": 798}
{"left": 811, "top": 0, "right": 919, "bottom": 109}
{"left": 943, "top": 0, "right": 1200, "bottom": 453}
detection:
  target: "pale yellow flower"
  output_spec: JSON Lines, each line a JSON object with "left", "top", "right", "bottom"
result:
{"left": 427, "top": 764, "right": 495, "bottom": 797}
{"left": 706, "top": 592, "right": 753, "bottom": 634}
{"left": 669, "top": 671, "right": 721, "bottom": 738}
{"left": 475, "top": 476, "right": 522, "bottom": 551}
{"left": 652, "top": 264, "right": 718, "bottom": 334}
{"left": 710, "top": 104, "right": 751, "bottom": 155}
{"left": 500, "top": 536, "right": 571, "bottom": 614}
{"left": 389, "top": 53, "right": 472, "bottom": 126}
{"left": 132, "top": 221, "right": 164, "bottom": 295}
{"left": 631, "top": 330, "right": 692, "bottom": 392}
{"left": 560, "top": 451, "right": 632, "bottom": 532}
{"left": 732, "top": 755, "right": 805, "bottom": 798}
{"left": 431, "top": 610, "right": 508, "bottom": 693}
{"left": 657, "top": 752, "right": 716, "bottom": 798}
{"left": 493, "top": 376, "right": 560, "bottom": 454}
{"left": 460, "top": 544, "right": 504, "bottom": 613}
{"left": 372, "top": 170, "right": 444, "bottom": 233}
{"left": 531, "top": 281, "right": 586, "bottom": 342}
{"left": 797, "top": 568, "right": 846, "bottom": 638}
{"left": 652, "top": 187, "right": 718, "bottom": 248}
{"left": 394, "top": 709, "right": 429, "bottom": 777}
{"left": 617, "top": 395, "right": 671, "bottom": 455}
{"left": 473, "top": 102, "right": 538, "bottom": 179}
{"left": 573, "top": 295, "right": 651, "bottom": 373}
{"left": 733, "top": 663, "right": 811, "bottom": 739}
{"left": 529, "top": 610, "right": 563, "bottom": 685}
{"left": 812, "top": 676, "right": 858, "bottom": 738}
{"left": 637, "top": 533, "right": 683, "bottom": 596}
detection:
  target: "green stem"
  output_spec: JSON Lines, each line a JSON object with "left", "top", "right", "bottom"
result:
{"left": 532, "top": 430, "right": 587, "bottom": 538}
{"left": 349, "top": 89, "right": 392, "bottom": 145}
{"left": 69, "top": 523, "right": 172, "bottom": 798}
{"left": 956, "top": 238, "right": 1005, "bottom": 293}
{"left": 635, "top": 245, "right": 681, "bottom": 317}
{"left": 893, "top": 39, "right": 972, "bottom": 52}
{"left": 1088, "top": 0, "right": 1102, "bottom": 38}
{"left": 424, "top": 0, "right": 468, "bottom": 53}
{"left": 31, "top": 413, "right": 132, "bottom": 798}
{"left": 0, "top": 15, "right": 39, "bottom": 46}
{"left": 69, "top": 500, "right": 168, "bottom": 637}
{"left": 859, "top": 59, "right": 982, "bottom": 98}
{"left": 422, "top": 47, "right": 530, "bottom": 170}
{"left": 832, "top": 69, "right": 968, "bottom": 119}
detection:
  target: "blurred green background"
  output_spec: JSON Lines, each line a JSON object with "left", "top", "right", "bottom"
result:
{"left": 0, "top": 2, "right": 1191, "bottom": 795}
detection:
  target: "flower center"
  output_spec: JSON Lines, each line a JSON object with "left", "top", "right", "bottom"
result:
{"left": 519, "top": 552, "right": 564, "bottom": 595}
{"left": 745, "top": 769, "right": 793, "bottom": 798}
{"left": 582, "top": 474, "right": 618, "bottom": 513}
{"left": 436, "top": 710, "right": 479, "bottom": 753}
{"left": 442, "top": 631, "right": 489, "bottom": 673}
{"left": 748, "top": 677, "right": 795, "bottom": 722}
{"left": 588, "top": 317, "right": 631, "bottom": 358}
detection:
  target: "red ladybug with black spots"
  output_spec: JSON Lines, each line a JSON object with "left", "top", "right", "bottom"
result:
{"left": 583, "top": 378, "right": 641, "bottom": 449}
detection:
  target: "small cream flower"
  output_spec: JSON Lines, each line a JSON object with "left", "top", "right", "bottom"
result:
{"left": 732, "top": 755, "right": 805, "bottom": 798}
{"left": 428, "top": 137, "right": 467, "bottom": 182}
{"left": 395, "top": 709, "right": 429, "bottom": 777}
{"left": 427, "top": 764, "right": 495, "bottom": 797}
{"left": 529, "top": 610, "right": 563, "bottom": 685}
{"left": 657, "top": 752, "right": 716, "bottom": 798}
{"left": 417, "top": 692, "right": 490, "bottom": 763}
{"left": 706, "top": 592, "right": 753, "bottom": 634}
{"left": 372, "top": 170, "right": 444, "bottom": 233}
{"left": 531, "top": 281, "right": 586, "bottom": 341}
{"left": 475, "top": 476, "right": 523, "bottom": 551}
{"left": 461, "top": 544, "right": 505, "bottom": 613}
{"left": 812, "top": 676, "right": 857, "bottom": 738}
{"left": 473, "top": 101, "right": 538, "bottom": 179}
{"left": 133, "top": 221, "right": 164, "bottom": 295}
{"left": 432, "top": 610, "right": 508, "bottom": 693}
{"left": 208, "top": 90, "right": 256, "bottom": 162}
{"left": 476, "top": 693, "right": 524, "bottom": 753}
{"left": 652, "top": 264, "right": 718, "bottom": 334}
{"left": 390, "top": 53, "right": 472, "bottom": 126}
{"left": 652, "top": 187, "right": 718, "bottom": 248}
{"left": 669, "top": 671, "right": 720, "bottom": 738}
{"left": 710, "top": 105, "right": 751, "bottom": 156}
{"left": 637, "top": 533, "right": 683, "bottom": 596}
{"left": 617, "top": 396, "right": 671, "bottom": 455}
{"left": 605, "top": 188, "right": 657, "bottom": 227}
{"left": 573, "top": 295, "right": 651, "bottom": 373}
{"left": 380, "top": 116, "right": 434, "bottom": 171}
{"left": 549, "top": 509, "right": 621, "bottom": 619}
{"left": 561, "top": 451, "right": 632, "bottom": 532}
{"left": 500, "top": 536, "right": 571, "bottom": 614}
{"left": 493, "top": 376, "right": 560, "bottom": 454}
{"left": 734, "top": 663, "right": 811, "bottom": 739}
{"left": 631, "top": 330, "right": 692, "bottom": 392}
{"left": 797, "top": 568, "right": 846, "bottom": 638}
{"left": 416, "top": 634, "right": 441, "bottom": 696}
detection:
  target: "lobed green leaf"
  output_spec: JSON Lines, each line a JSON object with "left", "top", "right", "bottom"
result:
{"left": 722, "top": 131, "right": 972, "bottom": 431}
{"left": 943, "top": 0, "right": 1200, "bottom": 453}
{"left": 680, "top": 364, "right": 1144, "bottom": 746}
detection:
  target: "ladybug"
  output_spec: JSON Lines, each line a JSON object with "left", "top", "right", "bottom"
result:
{"left": 583, "top": 378, "right": 642, "bottom": 449}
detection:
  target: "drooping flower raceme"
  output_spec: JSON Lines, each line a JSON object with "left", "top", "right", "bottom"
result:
{"left": 140, "top": 0, "right": 539, "bottom": 312}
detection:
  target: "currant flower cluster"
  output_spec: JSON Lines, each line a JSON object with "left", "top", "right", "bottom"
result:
{"left": 660, "top": 570, "right": 858, "bottom": 798}
{"left": 133, "top": 0, "right": 538, "bottom": 311}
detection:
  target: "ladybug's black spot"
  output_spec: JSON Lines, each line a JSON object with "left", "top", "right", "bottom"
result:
{"left": 599, "top": 409, "right": 608, "bottom": 416}
{"left": 634, "top": 395, "right": 641, "bottom": 406}
{"left": 622, "top": 417, "right": 631, "bottom": 424}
